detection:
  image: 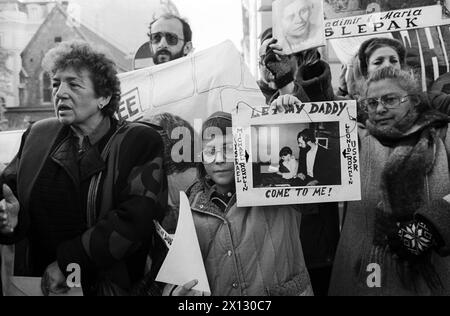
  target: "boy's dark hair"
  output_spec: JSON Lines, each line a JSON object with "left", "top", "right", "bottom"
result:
{"left": 279, "top": 147, "right": 293, "bottom": 157}
{"left": 297, "top": 129, "right": 316, "bottom": 144}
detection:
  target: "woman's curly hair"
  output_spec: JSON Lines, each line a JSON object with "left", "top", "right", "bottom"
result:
{"left": 42, "top": 40, "right": 121, "bottom": 118}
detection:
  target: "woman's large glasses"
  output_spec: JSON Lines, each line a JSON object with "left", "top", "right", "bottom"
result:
{"left": 202, "top": 143, "right": 235, "bottom": 164}
{"left": 149, "top": 32, "right": 184, "bottom": 46}
{"left": 359, "top": 94, "right": 418, "bottom": 112}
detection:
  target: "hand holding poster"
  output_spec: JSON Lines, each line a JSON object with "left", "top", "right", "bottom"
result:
{"left": 156, "top": 192, "right": 210, "bottom": 295}
{"left": 233, "top": 100, "right": 361, "bottom": 207}
{"left": 273, "top": 0, "right": 326, "bottom": 54}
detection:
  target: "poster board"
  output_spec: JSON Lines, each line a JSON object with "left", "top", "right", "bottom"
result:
{"left": 232, "top": 100, "right": 361, "bottom": 207}
{"left": 273, "top": 0, "right": 327, "bottom": 54}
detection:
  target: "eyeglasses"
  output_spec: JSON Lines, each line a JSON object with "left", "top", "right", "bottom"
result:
{"left": 359, "top": 94, "right": 418, "bottom": 111}
{"left": 149, "top": 32, "right": 184, "bottom": 46}
{"left": 202, "top": 143, "right": 235, "bottom": 164}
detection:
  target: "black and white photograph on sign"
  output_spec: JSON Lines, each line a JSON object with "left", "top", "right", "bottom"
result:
{"left": 323, "top": 0, "right": 450, "bottom": 19}
{"left": 251, "top": 122, "right": 342, "bottom": 189}
{"left": 273, "top": 0, "right": 326, "bottom": 54}
{"left": 233, "top": 100, "right": 361, "bottom": 208}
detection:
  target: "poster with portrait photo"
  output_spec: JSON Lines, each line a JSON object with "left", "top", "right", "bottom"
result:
{"left": 324, "top": 0, "right": 450, "bottom": 39}
{"left": 232, "top": 100, "right": 361, "bottom": 207}
{"left": 273, "top": 0, "right": 326, "bottom": 54}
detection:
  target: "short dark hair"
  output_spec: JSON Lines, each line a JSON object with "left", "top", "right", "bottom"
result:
{"left": 279, "top": 147, "right": 293, "bottom": 157}
{"left": 148, "top": 14, "right": 192, "bottom": 43}
{"left": 358, "top": 37, "right": 406, "bottom": 77}
{"left": 42, "top": 40, "right": 121, "bottom": 118}
{"left": 297, "top": 129, "right": 316, "bottom": 143}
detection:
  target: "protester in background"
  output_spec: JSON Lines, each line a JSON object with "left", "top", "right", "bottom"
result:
{"left": 267, "top": 40, "right": 341, "bottom": 296}
{"left": 144, "top": 113, "right": 199, "bottom": 234}
{"left": 257, "top": 29, "right": 278, "bottom": 104}
{"left": 330, "top": 67, "right": 450, "bottom": 295}
{"left": 0, "top": 41, "right": 167, "bottom": 296}
{"left": 148, "top": 14, "right": 193, "bottom": 65}
{"left": 164, "top": 112, "right": 313, "bottom": 296}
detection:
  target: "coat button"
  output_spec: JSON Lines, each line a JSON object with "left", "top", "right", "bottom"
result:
{"left": 199, "top": 205, "right": 204, "bottom": 209}
{"left": 227, "top": 250, "right": 232, "bottom": 257}
{"left": 232, "top": 282, "right": 239, "bottom": 289}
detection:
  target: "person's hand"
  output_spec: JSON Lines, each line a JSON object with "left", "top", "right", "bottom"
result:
{"left": 262, "top": 39, "right": 297, "bottom": 89}
{"left": 267, "top": 40, "right": 285, "bottom": 61}
{"left": 171, "top": 280, "right": 204, "bottom": 296}
{"left": 297, "top": 173, "right": 306, "bottom": 181}
{"left": 306, "top": 180, "right": 319, "bottom": 186}
{"left": 0, "top": 184, "right": 20, "bottom": 235}
{"left": 41, "top": 262, "right": 69, "bottom": 296}
{"left": 270, "top": 94, "right": 301, "bottom": 113}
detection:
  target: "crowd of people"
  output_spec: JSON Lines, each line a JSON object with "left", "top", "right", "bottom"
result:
{"left": 1, "top": 12, "right": 450, "bottom": 296}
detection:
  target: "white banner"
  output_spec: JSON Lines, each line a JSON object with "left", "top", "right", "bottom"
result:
{"left": 118, "top": 40, "right": 265, "bottom": 126}
{"left": 233, "top": 100, "right": 361, "bottom": 207}
{"left": 325, "top": 4, "right": 450, "bottom": 39}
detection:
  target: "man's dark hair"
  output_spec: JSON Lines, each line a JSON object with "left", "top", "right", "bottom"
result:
{"left": 297, "top": 129, "right": 316, "bottom": 144}
{"left": 42, "top": 40, "right": 121, "bottom": 118}
{"left": 279, "top": 147, "right": 293, "bottom": 157}
{"left": 148, "top": 14, "right": 192, "bottom": 43}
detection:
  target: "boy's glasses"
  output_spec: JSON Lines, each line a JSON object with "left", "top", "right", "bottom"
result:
{"left": 149, "top": 32, "right": 184, "bottom": 46}
{"left": 359, "top": 94, "right": 418, "bottom": 112}
{"left": 202, "top": 143, "right": 235, "bottom": 164}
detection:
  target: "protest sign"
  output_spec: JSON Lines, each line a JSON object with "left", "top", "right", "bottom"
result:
{"left": 156, "top": 192, "right": 210, "bottom": 295}
{"left": 273, "top": 0, "right": 326, "bottom": 54}
{"left": 232, "top": 100, "right": 361, "bottom": 207}
{"left": 324, "top": 1, "right": 450, "bottom": 39}
{"left": 118, "top": 40, "right": 264, "bottom": 126}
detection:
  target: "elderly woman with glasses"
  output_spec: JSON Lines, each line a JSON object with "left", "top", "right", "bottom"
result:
{"left": 328, "top": 67, "right": 450, "bottom": 296}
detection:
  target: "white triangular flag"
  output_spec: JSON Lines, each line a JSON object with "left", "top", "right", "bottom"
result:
{"left": 156, "top": 192, "right": 210, "bottom": 294}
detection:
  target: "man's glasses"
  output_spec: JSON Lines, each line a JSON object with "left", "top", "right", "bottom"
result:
{"left": 149, "top": 32, "right": 184, "bottom": 46}
{"left": 359, "top": 94, "right": 418, "bottom": 112}
{"left": 202, "top": 143, "right": 235, "bottom": 164}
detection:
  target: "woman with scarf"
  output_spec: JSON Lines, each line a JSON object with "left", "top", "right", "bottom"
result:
{"left": 329, "top": 67, "right": 450, "bottom": 295}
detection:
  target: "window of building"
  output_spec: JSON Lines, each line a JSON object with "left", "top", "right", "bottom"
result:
{"left": 54, "top": 36, "right": 62, "bottom": 43}
{"left": 42, "top": 72, "right": 52, "bottom": 104}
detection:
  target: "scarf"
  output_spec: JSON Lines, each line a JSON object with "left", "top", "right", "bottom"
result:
{"left": 362, "top": 110, "right": 449, "bottom": 292}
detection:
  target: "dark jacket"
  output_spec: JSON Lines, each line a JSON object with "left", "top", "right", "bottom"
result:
{"left": 0, "top": 118, "right": 167, "bottom": 295}
{"left": 297, "top": 145, "right": 341, "bottom": 186}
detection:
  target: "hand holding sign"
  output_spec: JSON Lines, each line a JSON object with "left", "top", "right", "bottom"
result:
{"left": 156, "top": 192, "right": 211, "bottom": 295}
